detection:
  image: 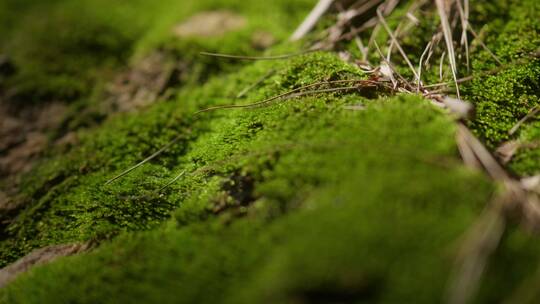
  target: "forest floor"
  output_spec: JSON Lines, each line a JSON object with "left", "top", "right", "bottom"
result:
{"left": 0, "top": 0, "right": 539, "bottom": 303}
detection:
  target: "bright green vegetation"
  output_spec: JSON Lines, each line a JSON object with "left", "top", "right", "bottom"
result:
{"left": 462, "top": 0, "right": 540, "bottom": 175}
{"left": 0, "top": 52, "right": 365, "bottom": 266}
{"left": 341, "top": 0, "right": 540, "bottom": 176}
{"left": 2, "top": 0, "right": 540, "bottom": 303}
{"left": 510, "top": 121, "right": 540, "bottom": 175}
{"left": 0, "top": 51, "right": 497, "bottom": 301}
{"left": 343, "top": 0, "right": 540, "bottom": 176}
{"left": 2, "top": 49, "right": 540, "bottom": 304}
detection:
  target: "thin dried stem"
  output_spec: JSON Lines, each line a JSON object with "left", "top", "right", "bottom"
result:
{"left": 456, "top": 0, "right": 470, "bottom": 72}
{"left": 105, "top": 134, "right": 184, "bottom": 185}
{"left": 236, "top": 69, "right": 276, "bottom": 98}
{"left": 105, "top": 79, "right": 373, "bottom": 185}
{"left": 195, "top": 79, "right": 365, "bottom": 114}
{"left": 509, "top": 105, "right": 540, "bottom": 135}
{"left": 417, "top": 41, "right": 432, "bottom": 91}
{"left": 467, "top": 25, "right": 503, "bottom": 65}
{"left": 457, "top": 123, "right": 509, "bottom": 181}
{"left": 446, "top": 198, "right": 506, "bottom": 304}
{"left": 436, "top": 0, "right": 461, "bottom": 99}
{"left": 159, "top": 170, "right": 186, "bottom": 192}
{"left": 376, "top": 7, "right": 420, "bottom": 80}
{"left": 456, "top": 129, "right": 482, "bottom": 169}
{"left": 199, "top": 49, "right": 318, "bottom": 61}
{"left": 290, "top": 0, "right": 334, "bottom": 41}
{"left": 439, "top": 50, "right": 446, "bottom": 81}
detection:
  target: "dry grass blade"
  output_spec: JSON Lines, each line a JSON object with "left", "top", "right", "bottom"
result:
{"left": 455, "top": 128, "right": 482, "bottom": 169}
{"left": 338, "top": 0, "right": 386, "bottom": 60}
{"left": 105, "top": 79, "right": 372, "bottom": 185}
{"left": 105, "top": 134, "right": 184, "bottom": 185}
{"left": 283, "top": 85, "right": 360, "bottom": 99}
{"left": 456, "top": 0, "right": 470, "bottom": 72}
{"left": 352, "top": 0, "right": 386, "bottom": 16}
{"left": 339, "top": 0, "right": 400, "bottom": 61}
{"left": 290, "top": 0, "right": 334, "bottom": 41}
{"left": 457, "top": 124, "right": 509, "bottom": 180}
{"left": 436, "top": 0, "right": 461, "bottom": 99}
{"left": 195, "top": 79, "right": 367, "bottom": 114}
{"left": 380, "top": 0, "right": 400, "bottom": 15}
{"left": 386, "top": 0, "right": 425, "bottom": 62}
{"left": 521, "top": 193, "right": 540, "bottom": 231}
{"left": 236, "top": 69, "right": 276, "bottom": 98}
{"left": 417, "top": 41, "right": 433, "bottom": 90}
{"left": 376, "top": 7, "right": 420, "bottom": 80}
{"left": 521, "top": 175, "right": 540, "bottom": 193}
{"left": 373, "top": 40, "right": 398, "bottom": 87}
{"left": 468, "top": 25, "right": 503, "bottom": 65}
{"left": 446, "top": 199, "right": 506, "bottom": 304}
{"left": 449, "top": 125, "right": 539, "bottom": 304}
{"left": 159, "top": 170, "right": 186, "bottom": 192}
{"left": 509, "top": 105, "right": 540, "bottom": 135}
{"left": 424, "top": 32, "right": 442, "bottom": 70}
{"left": 338, "top": 18, "right": 377, "bottom": 42}
{"left": 199, "top": 49, "right": 318, "bottom": 61}
{"left": 439, "top": 50, "right": 446, "bottom": 81}
{"left": 355, "top": 36, "right": 369, "bottom": 61}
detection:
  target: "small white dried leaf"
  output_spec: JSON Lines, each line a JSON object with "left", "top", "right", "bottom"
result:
{"left": 442, "top": 97, "right": 474, "bottom": 119}
{"left": 338, "top": 51, "right": 352, "bottom": 63}
{"left": 380, "top": 62, "right": 395, "bottom": 83}
{"left": 521, "top": 175, "right": 540, "bottom": 192}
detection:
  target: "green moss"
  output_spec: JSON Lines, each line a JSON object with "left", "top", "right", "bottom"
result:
{"left": 3, "top": 0, "right": 147, "bottom": 102}
{"left": 0, "top": 52, "right": 365, "bottom": 266}
{"left": 1, "top": 93, "right": 498, "bottom": 303}
{"left": 508, "top": 121, "right": 540, "bottom": 175}
{"left": 461, "top": 0, "right": 540, "bottom": 174}
{"left": 475, "top": 226, "right": 540, "bottom": 304}
{"left": 1, "top": 0, "right": 314, "bottom": 103}
{"left": 3, "top": 1, "right": 540, "bottom": 302}
{"left": 341, "top": 0, "right": 540, "bottom": 172}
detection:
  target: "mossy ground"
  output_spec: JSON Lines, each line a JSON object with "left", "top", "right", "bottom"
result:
{"left": 360, "top": 0, "right": 540, "bottom": 176}
{"left": 462, "top": 0, "right": 540, "bottom": 176}
{"left": 0, "top": 65, "right": 498, "bottom": 302}
{"left": 1, "top": 0, "right": 540, "bottom": 303}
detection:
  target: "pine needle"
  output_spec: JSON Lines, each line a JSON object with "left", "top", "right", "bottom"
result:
{"left": 290, "top": 0, "right": 334, "bottom": 41}
{"left": 158, "top": 170, "right": 186, "bottom": 192}
{"left": 199, "top": 49, "right": 318, "bottom": 61}
{"left": 467, "top": 25, "right": 503, "bottom": 65}
{"left": 194, "top": 79, "right": 366, "bottom": 114}
{"left": 509, "top": 105, "right": 540, "bottom": 135}
{"left": 417, "top": 41, "right": 432, "bottom": 90}
{"left": 376, "top": 7, "right": 421, "bottom": 81}
{"left": 436, "top": 0, "right": 461, "bottom": 99}
{"left": 105, "top": 79, "right": 372, "bottom": 185}
{"left": 456, "top": 0, "right": 470, "bottom": 72}
{"left": 236, "top": 69, "right": 276, "bottom": 98}
{"left": 105, "top": 134, "right": 184, "bottom": 185}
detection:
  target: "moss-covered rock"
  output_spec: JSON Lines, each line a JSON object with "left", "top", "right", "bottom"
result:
{"left": 0, "top": 86, "right": 496, "bottom": 303}
{"left": 2, "top": 0, "right": 540, "bottom": 303}
{"left": 0, "top": 52, "right": 365, "bottom": 266}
